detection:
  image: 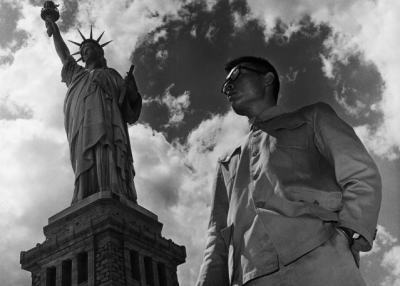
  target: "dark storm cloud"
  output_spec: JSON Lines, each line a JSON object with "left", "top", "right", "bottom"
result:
{"left": 132, "top": 1, "right": 383, "bottom": 142}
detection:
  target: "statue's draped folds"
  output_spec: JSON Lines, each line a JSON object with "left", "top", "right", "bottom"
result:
{"left": 62, "top": 56, "right": 141, "bottom": 204}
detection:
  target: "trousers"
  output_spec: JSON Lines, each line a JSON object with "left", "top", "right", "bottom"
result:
{"left": 245, "top": 228, "right": 365, "bottom": 286}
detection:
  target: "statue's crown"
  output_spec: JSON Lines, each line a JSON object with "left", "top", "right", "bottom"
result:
{"left": 68, "top": 26, "right": 112, "bottom": 62}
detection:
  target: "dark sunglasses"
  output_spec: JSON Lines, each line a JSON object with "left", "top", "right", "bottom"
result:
{"left": 221, "top": 65, "right": 266, "bottom": 94}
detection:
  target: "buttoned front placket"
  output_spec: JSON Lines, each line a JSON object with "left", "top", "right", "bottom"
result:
{"left": 249, "top": 124, "right": 268, "bottom": 208}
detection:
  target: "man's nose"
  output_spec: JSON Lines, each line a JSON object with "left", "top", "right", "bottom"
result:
{"left": 225, "top": 83, "right": 235, "bottom": 93}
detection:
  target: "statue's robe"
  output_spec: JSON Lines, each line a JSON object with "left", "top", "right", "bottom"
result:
{"left": 62, "top": 56, "right": 141, "bottom": 204}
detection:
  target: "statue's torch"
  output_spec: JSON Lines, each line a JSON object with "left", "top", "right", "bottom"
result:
{"left": 40, "top": 1, "right": 60, "bottom": 37}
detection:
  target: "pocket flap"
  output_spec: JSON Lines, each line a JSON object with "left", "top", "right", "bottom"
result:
{"left": 305, "top": 202, "right": 339, "bottom": 222}
{"left": 290, "top": 189, "right": 342, "bottom": 211}
{"left": 273, "top": 118, "right": 306, "bottom": 130}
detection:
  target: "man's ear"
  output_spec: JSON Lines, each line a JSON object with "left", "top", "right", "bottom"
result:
{"left": 263, "top": 72, "right": 275, "bottom": 86}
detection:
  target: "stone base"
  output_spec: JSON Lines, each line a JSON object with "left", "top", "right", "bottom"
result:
{"left": 20, "top": 192, "right": 186, "bottom": 286}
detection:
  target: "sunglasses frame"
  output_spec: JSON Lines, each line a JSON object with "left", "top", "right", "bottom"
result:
{"left": 221, "top": 65, "right": 266, "bottom": 94}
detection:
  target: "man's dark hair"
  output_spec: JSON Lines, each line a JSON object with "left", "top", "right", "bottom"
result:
{"left": 225, "top": 56, "right": 280, "bottom": 102}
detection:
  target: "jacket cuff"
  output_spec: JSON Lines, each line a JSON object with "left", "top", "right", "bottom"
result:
{"left": 338, "top": 220, "right": 374, "bottom": 251}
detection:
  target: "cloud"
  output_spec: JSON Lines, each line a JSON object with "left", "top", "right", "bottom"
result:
{"left": 144, "top": 84, "right": 191, "bottom": 128}
{"left": 190, "top": 25, "right": 197, "bottom": 37}
{"left": 360, "top": 225, "right": 400, "bottom": 285}
{"left": 72, "top": 0, "right": 184, "bottom": 73}
{"left": 334, "top": 90, "right": 367, "bottom": 117}
{"left": 205, "top": 23, "right": 218, "bottom": 42}
{"left": 320, "top": 54, "right": 335, "bottom": 79}
{"left": 283, "top": 67, "right": 300, "bottom": 82}
{"left": 244, "top": 0, "right": 400, "bottom": 159}
{"left": 128, "top": 111, "right": 248, "bottom": 285}
{"left": 363, "top": 225, "right": 398, "bottom": 257}
{"left": 381, "top": 246, "right": 400, "bottom": 286}
{"left": 156, "top": 49, "right": 169, "bottom": 62}
{"left": 153, "top": 29, "right": 168, "bottom": 42}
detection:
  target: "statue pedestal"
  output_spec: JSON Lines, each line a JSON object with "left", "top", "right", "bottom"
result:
{"left": 20, "top": 192, "right": 186, "bottom": 286}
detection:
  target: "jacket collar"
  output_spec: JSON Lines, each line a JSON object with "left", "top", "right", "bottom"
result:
{"left": 249, "top": 105, "right": 286, "bottom": 130}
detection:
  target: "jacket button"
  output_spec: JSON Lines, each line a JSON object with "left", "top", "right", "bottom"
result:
{"left": 255, "top": 201, "right": 265, "bottom": 208}
{"left": 313, "top": 200, "right": 319, "bottom": 206}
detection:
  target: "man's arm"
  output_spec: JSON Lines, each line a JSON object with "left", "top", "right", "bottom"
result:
{"left": 313, "top": 102, "right": 382, "bottom": 252}
{"left": 45, "top": 19, "right": 70, "bottom": 65}
{"left": 196, "top": 163, "right": 230, "bottom": 286}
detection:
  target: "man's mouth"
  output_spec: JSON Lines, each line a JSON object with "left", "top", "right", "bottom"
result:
{"left": 227, "top": 92, "right": 236, "bottom": 100}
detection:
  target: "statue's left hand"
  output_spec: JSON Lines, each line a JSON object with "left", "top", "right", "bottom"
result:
{"left": 124, "top": 72, "right": 140, "bottom": 105}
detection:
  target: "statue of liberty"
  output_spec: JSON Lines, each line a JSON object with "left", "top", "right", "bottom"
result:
{"left": 44, "top": 7, "right": 141, "bottom": 204}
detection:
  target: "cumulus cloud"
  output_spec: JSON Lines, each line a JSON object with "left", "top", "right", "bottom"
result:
{"left": 190, "top": 25, "right": 197, "bottom": 37}
{"left": 128, "top": 111, "right": 248, "bottom": 285}
{"left": 73, "top": 0, "right": 184, "bottom": 73}
{"left": 232, "top": 10, "right": 254, "bottom": 32}
{"left": 245, "top": 0, "right": 400, "bottom": 159}
{"left": 205, "top": 23, "right": 218, "bottom": 42}
{"left": 360, "top": 225, "right": 400, "bottom": 285}
{"left": 334, "top": 90, "right": 367, "bottom": 117}
{"left": 144, "top": 84, "right": 191, "bottom": 128}
{"left": 381, "top": 246, "right": 400, "bottom": 286}
{"left": 283, "top": 67, "right": 300, "bottom": 82}
{"left": 156, "top": 49, "right": 169, "bottom": 62}
{"left": 363, "top": 225, "right": 398, "bottom": 257}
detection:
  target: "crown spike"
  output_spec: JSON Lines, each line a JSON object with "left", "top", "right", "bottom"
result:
{"left": 70, "top": 27, "right": 113, "bottom": 62}
{"left": 96, "top": 31, "right": 105, "bottom": 43}
{"left": 68, "top": 40, "right": 81, "bottom": 46}
{"left": 100, "top": 40, "right": 113, "bottom": 48}
{"left": 76, "top": 28, "right": 86, "bottom": 40}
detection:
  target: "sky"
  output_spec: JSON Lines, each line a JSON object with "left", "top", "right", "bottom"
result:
{"left": 1, "top": 0, "right": 400, "bottom": 285}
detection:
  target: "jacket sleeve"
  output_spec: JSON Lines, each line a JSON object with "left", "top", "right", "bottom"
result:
{"left": 196, "top": 162, "right": 230, "bottom": 286}
{"left": 313, "top": 102, "right": 382, "bottom": 252}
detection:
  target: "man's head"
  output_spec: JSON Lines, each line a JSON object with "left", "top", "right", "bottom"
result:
{"left": 222, "top": 56, "right": 280, "bottom": 117}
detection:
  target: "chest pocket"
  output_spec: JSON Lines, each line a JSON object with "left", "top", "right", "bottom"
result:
{"left": 273, "top": 119, "right": 308, "bottom": 150}
{"left": 219, "top": 146, "right": 241, "bottom": 187}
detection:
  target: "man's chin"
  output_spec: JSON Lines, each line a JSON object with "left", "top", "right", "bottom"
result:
{"left": 230, "top": 104, "right": 246, "bottom": 116}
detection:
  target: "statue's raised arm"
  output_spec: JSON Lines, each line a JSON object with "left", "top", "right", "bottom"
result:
{"left": 45, "top": 19, "right": 70, "bottom": 65}
{"left": 41, "top": 1, "right": 70, "bottom": 65}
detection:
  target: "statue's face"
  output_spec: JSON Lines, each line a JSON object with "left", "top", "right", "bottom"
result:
{"left": 81, "top": 43, "right": 102, "bottom": 64}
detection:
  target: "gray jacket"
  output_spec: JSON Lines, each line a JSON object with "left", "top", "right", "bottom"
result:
{"left": 196, "top": 103, "right": 382, "bottom": 286}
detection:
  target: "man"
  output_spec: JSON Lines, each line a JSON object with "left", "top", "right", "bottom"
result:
{"left": 196, "top": 56, "right": 381, "bottom": 285}
{"left": 45, "top": 19, "right": 142, "bottom": 204}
